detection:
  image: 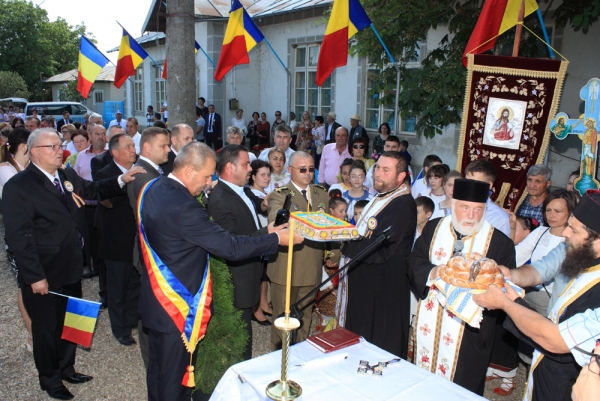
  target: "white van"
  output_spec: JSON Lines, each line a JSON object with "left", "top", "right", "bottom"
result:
{"left": 25, "top": 102, "right": 91, "bottom": 123}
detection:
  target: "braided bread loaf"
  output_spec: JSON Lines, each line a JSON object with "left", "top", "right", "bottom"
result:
{"left": 440, "top": 252, "right": 505, "bottom": 290}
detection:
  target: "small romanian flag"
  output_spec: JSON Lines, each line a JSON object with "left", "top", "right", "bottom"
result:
{"left": 114, "top": 27, "right": 149, "bottom": 89}
{"left": 61, "top": 296, "right": 101, "bottom": 348}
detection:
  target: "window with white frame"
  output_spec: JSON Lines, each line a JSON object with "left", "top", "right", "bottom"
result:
{"left": 293, "top": 44, "right": 332, "bottom": 119}
{"left": 134, "top": 67, "right": 144, "bottom": 113}
{"left": 155, "top": 66, "right": 166, "bottom": 112}
{"left": 93, "top": 90, "right": 104, "bottom": 104}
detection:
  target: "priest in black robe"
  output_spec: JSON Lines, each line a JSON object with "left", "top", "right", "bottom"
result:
{"left": 339, "top": 152, "right": 416, "bottom": 358}
{"left": 407, "top": 179, "right": 516, "bottom": 396}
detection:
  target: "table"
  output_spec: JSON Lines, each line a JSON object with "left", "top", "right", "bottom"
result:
{"left": 210, "top": 339, "right": 485, "bottom": 400}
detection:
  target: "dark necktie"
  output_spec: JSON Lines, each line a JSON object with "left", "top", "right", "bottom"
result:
{"left": 301, "top": 190, "right": 307, "bottom": 200}
{"left": 209, "top": 114, "right": 213, "bottom": 131}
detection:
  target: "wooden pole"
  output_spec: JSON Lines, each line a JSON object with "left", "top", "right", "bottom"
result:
{"left": 512, "top": 0, "right": 526, "bottom": 57}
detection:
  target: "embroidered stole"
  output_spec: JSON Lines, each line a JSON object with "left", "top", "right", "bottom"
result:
{"left": 334, "top": 184, "right": 410, "bottom": 328}
{"left": 137, "top": 178, "right": 213, "bottom": 386}
{"left": 524, "top": 264, "right": 600, "bottom": 400}
{"left": 414, "top": 216, "right": 493, "bottom": 381}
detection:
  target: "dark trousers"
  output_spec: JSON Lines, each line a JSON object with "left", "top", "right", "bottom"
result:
{"left": 240, "top": 307, "right": 253, "bottom": 361}
{"left": 85, "top": 205, "right": 106, "bottom": 298}
{"left": 105, "top": 259, "right": 140, "bottom": 338}
{"left": 22, "top": 281, "right": 81, "bottom": 390}
{"left": 205, "top": 136, "right": 222, "bottom": 151}
{"left": 147, "top": 328, "right": 207, "bottom": 401}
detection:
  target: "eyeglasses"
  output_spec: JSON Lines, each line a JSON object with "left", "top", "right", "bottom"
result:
{"left": 353, "top": 145, "right": 365, "bottom": 149}
{"left": 290, "top": 166, "right": 315, "bottom": 173}
{"left": 35, "top": 144, "right": 63, "bottom": 151}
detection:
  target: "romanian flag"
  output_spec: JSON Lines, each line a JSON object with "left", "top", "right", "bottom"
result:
{"left": 214, "top": 0, "right": 264, "bottom": 82}
{"left": 162, "top": 41, "right": 202, "bottom": 80}
{"left": 462, "top": 0, "right": 539, "bottom": 66}
{"left": 114, "top": 28, "right": 149, "bottom": 88}
{"left": 315, "top": 0, "right": 371, "bottom": 87}
{"left": 61, "top": 296, "right": 101, "bottom": 348}
{"left": 77, "top": 35, "right": 109, "bottom": 98}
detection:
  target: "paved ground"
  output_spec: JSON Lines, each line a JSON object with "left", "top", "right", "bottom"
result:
{"left": 0, "top": 216, "right": 525, "bottom": 400}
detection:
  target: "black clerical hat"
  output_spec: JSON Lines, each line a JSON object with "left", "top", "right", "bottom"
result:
{"left": 452, "top": 178, "right": 489, "bottom": 203}
{"left": 573, "top": 189, "right": 600, "bottom": 234}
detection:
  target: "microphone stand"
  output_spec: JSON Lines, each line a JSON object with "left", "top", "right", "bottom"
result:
{"left": 280, "top": 226, "right": 392, "bottom": 345}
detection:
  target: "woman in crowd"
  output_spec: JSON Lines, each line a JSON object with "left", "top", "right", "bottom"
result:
{"left": 288, "top": 111, "right": 298, "bottom": 151}
{"left": 257, "top": 112, "right": 270, "bottom": 149}
{"left": 350, "top": 137, "right": 375, "bottom": 171}
{"left": 296, "top": 111, "right": 314, "bottom": 154}
{"left": 342, "top": 160, "right": 372, "bottom": 221}
{"left": 328, "top": 158, "right": 354, "bottom": 193}
{"left": 10, "top": 117, "right": 24, "bottom": 129}
{"left": 418, "top": 164, "right": 447, "bottom": 219}
{"left": 566, "top": 169, "right": 579, "bottom": 192}
{"left": 0, "top": 127, "right": 33, "bottom": 352}
{"left": 372, "top": 122, "right": 391, "bottom": 158}
{"left": 437, "top": 170, "right": 462, "bottom": 217}
{"left": 231, "top": 109, "right": 247, "bottom": 145}
{"left": 487, "top": 189, "right": 578, "bottom": 395}
{"left": 271, "top": 111, "right": 286, "bottom": 144}
{"left": 0, "top": 126, "right": 10, "bottom": 149}
{"left": 248, "top": 160, "right": 274, "bottom": 323}
{"left": 61, "top": 124, "right": 77, "bottom": 154}
{"left": 266, "top": 148, "right": 290, "bottom": 193}
{"left": 65, "top": 130, "right": 89, "bottom": 167}
{"left": 247, "top": 112, "right": 260, "bottom": 151}
{"left": 312, "top": 115, "right": 325, "bottom": 166}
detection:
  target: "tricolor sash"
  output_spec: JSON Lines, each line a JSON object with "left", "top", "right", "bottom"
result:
{"left": 524, "top": 263, "right": 600, "bottom": 400}
{"left": 414, "top": 216, "right": 493, "bottom": 381}
{"left": 137, "top": 178, "right": 213, "bottom": 387}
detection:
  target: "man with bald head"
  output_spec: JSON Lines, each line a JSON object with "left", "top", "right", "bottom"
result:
{"left": 160, "top": 124, "right": 193, "bottom": 176}
{"left": 2, "top": 128, "right": 143, "bottom": 400}
{"left": 318, "top": 126, "right": 351, "bottom": 188}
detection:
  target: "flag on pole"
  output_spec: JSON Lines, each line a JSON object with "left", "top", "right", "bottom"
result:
{"left": 462, "top": 0, "right": 539, "bottom": 66}
{"left": 315, "top": 0, "right": 371, "bottom": 87}
{"left": 214, "top": 0, "right": 264, "bottom": 82}
{"left": 61, "top": 296, "right": 101, "bottom": 348}
{"left": 162, "top": 41, "right": 202, "bottom": 80}
{"left": 77, "top": 35, "right": 109, "bottom": 98}
{"left": 114, "top": 28, "right": 149, "bottom": 88}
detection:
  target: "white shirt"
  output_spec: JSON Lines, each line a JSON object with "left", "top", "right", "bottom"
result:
{"left": 131, "top": 132, "right": 141, "bottom": 154}
{"left": 207, "top": 113, "right": 215, "bottom": 133}
{"left": 171, "top": 146, "right": 179, "bottom": 156}
{"left": 168, "top": 172, "right": 184, "bottom": 186}
{"left": 66, "top": 141, "right": 77, "bottom": 155}
{"left": 109, "top": 119, "right": 127, "bottom": 129}
{"left": 232, "top": 117, "right": 247, "bottom": 134}
{"left": 0, "top": 162, "right": 21, "bottom": 199}
{"left": 411, "top": 177, "right": 428, "bottom": 198}
{"left": 258, "top": 146, "right": 295, "bottom": 169}
{"left": 220, "top": 179, "right": 260, "bottom": 229}
{"left": 138, "top": 155, "right": 162, "bottom": 173}
{"left": 114, "top": 161, "right": 129, "bottom": 174}
{"left": 515, "top": 226, "right": 564, "bottom": 292}
{"left": 485, "top": 198, "right": 511, "bottom": 237}
{"left": 418, "top": 190, "right": 446, "bottom": 219}
{"left": 162, "top": 101, "right": 168, "bottom": 119}
{"left": 32, "top": 162, "right": 65, "bottom": 192}
{"left": 250, "top": 188, "right": 269, "bottom": 227}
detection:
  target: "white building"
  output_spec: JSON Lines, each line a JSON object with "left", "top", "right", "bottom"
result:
{"left": 112, "top": 0, "right": 599, "bottom": 187}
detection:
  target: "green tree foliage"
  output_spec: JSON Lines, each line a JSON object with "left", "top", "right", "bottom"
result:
{"left": 350, "top": 0, "right": 595, "bottom": 138}
{"left": 0, "top": 71, "right": 30, "bottom": 99}
{"left": 59, "top": 80, "right": 89, "bottom": 102}
{"left": 0, "top": 0, "right": 91, "bottom": 100}
{"left": 553, "top": 0, "right": 600, "bottom": 33}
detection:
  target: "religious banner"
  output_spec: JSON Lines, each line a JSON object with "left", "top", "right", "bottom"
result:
{"left": 457, "top": 54, "right": 568, "bottom": 210}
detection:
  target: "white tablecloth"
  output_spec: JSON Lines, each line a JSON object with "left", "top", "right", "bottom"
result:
{"left": 210, "top": 339, "right": 485, "bottom": 400}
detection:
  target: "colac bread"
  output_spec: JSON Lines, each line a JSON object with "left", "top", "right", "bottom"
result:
{"left": 440, "top": 252, "right": 505, "bottom": 290}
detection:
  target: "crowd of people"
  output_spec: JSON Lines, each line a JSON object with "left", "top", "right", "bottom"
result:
{"left": 0, "top": 100, "right": 599, "bottom": 401}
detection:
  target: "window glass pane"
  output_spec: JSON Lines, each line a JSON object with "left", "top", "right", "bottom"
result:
{"left": 309, "top": 107, "right": 318, "bottom": 119}
{"left": 320, "top": 88, "right": 331, "bottom": 107}
{"left": 366, "top": 110, "right": 379, "bottom": 130}
{"left": 295, "top": 71, "right": 305, "bottom": 88}
{"left": 295, "top": 106, "right": 303, "bottom": 120}
{"left": 401, "top": 115, "right": 416, "bottom": 133}
{"left": 367, "top": 91, "right": 379, "bottom": 109}
{"left": 308, "top": 46, "right": 319, "bottom": 67}
{"left": 320, "top": 106, "right": 330, "bottom": 116}
{"left": 308, "top": 89, "right": 318, "bottom": 107}
{"left": 295, "top": 89, "right": 305, "bottom": 108}
{"left": 321, "top": 75, "right": 331, "bottom": 89}
{"left": 296, "top": 47, "right": 306, "bottom": 67}
{"left": 308, "top": 71, "right": 317, "bottom": 89}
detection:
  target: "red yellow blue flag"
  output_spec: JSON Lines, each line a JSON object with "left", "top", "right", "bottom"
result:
{"left": 214, "top": 0, "right": 264, "bottom": 82}
{"left": 77, "top": 35, "right": 109, "bottom": 98}
{"left": 61, "top": 296, "right": 101, "bottom": 348}
{"left": 114, "top": 28, "right": 149, "bottom": 88}
{"left": 315, "top": 0, "right": 371, "bottom": 86}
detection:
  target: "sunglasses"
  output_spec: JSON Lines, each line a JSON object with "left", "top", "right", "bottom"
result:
{"left": 290, "top": 166, "right": 315, "bottom": 173}
{"left": 353, "top": 145, "right": 365, "bottom": 149}
{"left": 276, "top": 114, "right": 281, "bottom": 116}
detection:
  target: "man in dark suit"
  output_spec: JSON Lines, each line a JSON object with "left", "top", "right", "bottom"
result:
{"left": 96, "top": 133, "right": 140, "bottom": 346}
{"left": 207, "top": 145, "right": 273, "bottom": 360}
{"left": 349, "top": 114, "right": 370, "bottom": 146}
{"left": 57, "top": 110, "right": 73, "bottom": 132}
{"left": 138, "top": 142, "right": 300, "bottom": 401}
{"left": 91, "top": 125, "right": 125, "bottom": 180}
{"left": 2, "top": 128, "right": 144, "bottom": 400}
{"left": 204, "top": 104, "right": 222, "bottom": 151}
{"left": 160, "top": 123, "right": 193, "bottom": 176}
{"left": 324, "top": 111, "right": 342, "bottom": 145}
{"left": 125, "top": 126, "right": 169, "bottom": 369}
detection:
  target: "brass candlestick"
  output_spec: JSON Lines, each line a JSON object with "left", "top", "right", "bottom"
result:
{"left": 266, "top": 219, "right": 302, "bottom": 400}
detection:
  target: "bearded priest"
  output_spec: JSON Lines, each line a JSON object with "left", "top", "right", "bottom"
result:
{"left": 407, "top": 178, "right": 516, "bottom": 396}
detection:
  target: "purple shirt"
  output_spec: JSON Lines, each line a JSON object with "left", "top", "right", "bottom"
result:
{"left": 318, "top": 143, "right": 351, "bottom": 186}
{"left": 74, "top": 144, "right": 107, "bottom": 180}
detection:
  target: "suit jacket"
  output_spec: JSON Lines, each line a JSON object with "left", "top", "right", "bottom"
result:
{"left": 126, "top": 158, "right": 162, "bottom": 268}
{"left": 207, "top": 180, "right": 269, "bottom": 309}
{"left": 159, "top": 150, "right": 176, "bottom": 176}
{"left": 91, "top": 151, "right": 114, "bottom": 181}
{"left": 138, "top": 176, "right": 279, "bottom": 333}
{"left": 2, "top": 164, "right": 122, "bottom": 287}
{"left": 205, "top": 112, "right": 222, "bottom": 140}
{"left": 267, "top": 183, "right": 330, "bottom": 287}
{"left": 96, "top": 161, "right": 136, "bottom": 263}
{"left": 57, "top": 118, "right": 73, "bottom": 131}
{"left": 349, "top": 124, "right": 369, "bottom": 145}
{"left": 325, "top": 121, "right": 342, "bottom": 144}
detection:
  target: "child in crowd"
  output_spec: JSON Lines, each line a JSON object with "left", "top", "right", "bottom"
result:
{"left": 411, "top": 154, "right": 443, "bottom": 198}
{"left": 351, "top": 199, "right": 369, "bottom": 225}
{"left": 513, "top": 215, "right": 539, "bottom": 245}
{"left": 342, "top": 160, "right": 372, "bottom": 221}
{"left": 328, "top": 189, "right": 347, "bottom": 220}
{"left": 414, "top": 196, "right": 434, "bottom": 243}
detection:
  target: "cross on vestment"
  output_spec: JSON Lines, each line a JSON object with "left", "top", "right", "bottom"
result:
{"left": 434, "top": 247, "right": 446, "bottom": 261}
{"left": 550, "top": 77, "right": 600, "bottom": 196}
